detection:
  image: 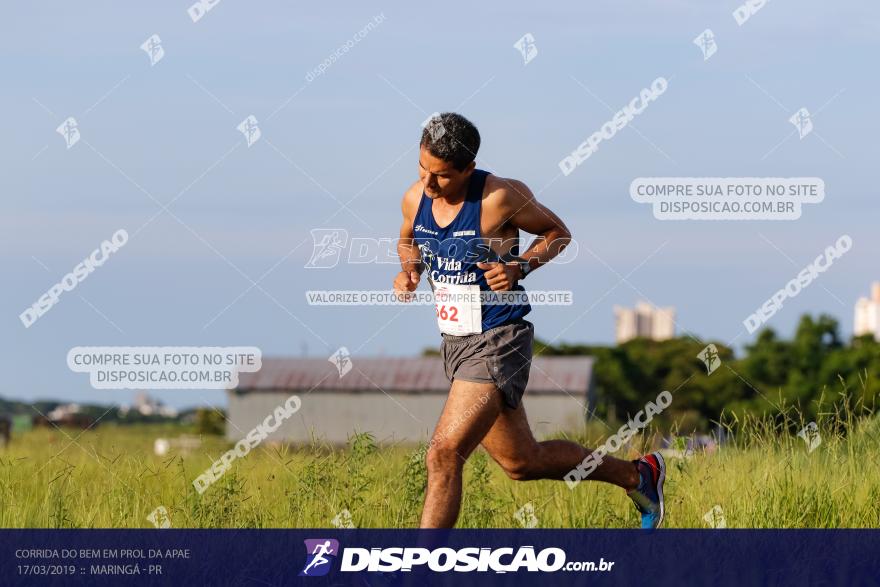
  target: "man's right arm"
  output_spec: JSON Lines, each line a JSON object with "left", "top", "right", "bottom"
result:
{"left": 394, "top": 182, "right": 423, "bottom": 299}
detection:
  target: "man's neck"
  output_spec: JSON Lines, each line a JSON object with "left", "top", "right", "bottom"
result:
{"left": 439, "top": 173, "right": 473, "bottom": 206}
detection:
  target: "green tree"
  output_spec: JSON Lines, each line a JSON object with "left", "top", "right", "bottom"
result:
{"left": 195, "top": 408, "right": 226, "bottom": 436}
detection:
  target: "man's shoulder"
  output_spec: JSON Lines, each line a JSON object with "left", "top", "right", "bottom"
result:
{"left": 402, "top": 180, "right": 423, "bottom": 215}
{"left": 404, "top": 179, "right": 423, "bottom": 198}
{"left": 483, "top": 174, "right": 534, "bottom": 210}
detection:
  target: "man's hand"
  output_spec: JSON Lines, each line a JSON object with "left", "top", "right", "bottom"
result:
{"left": 476, "top": 261, "right": 523, "bottom": 292}
{"left": 393, "top": 270, "right": 421, "bottom": 302}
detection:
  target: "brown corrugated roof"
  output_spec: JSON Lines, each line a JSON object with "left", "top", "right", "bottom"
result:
{"left": 234, "top": 356, "right": 593, "bottom": 395}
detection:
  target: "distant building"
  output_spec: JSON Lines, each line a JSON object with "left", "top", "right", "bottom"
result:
{"left": 614, "top": 301, "right": 675, "bottom": 343}
{"left": 226, "top": 356, "right": 596, "bottom": 444}
{"left": 47, "top": 403, "right": 81, "bottom": 421}
{"left": 120, "top": 393, "right": 178, "bottom": 418}
{"left": 854, "top": 282, "right": 880, "bottom": 341}
{"left": 37, "top": 403, "right": 94, "bottom": 429}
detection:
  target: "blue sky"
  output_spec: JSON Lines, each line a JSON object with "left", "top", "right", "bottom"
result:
{"left": 2, "top": 1, "right": 877, "bottom": 409}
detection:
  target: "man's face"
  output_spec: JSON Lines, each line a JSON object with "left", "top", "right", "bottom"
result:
{"left": 418, "top": 146, "right": 474, "bottom": 200}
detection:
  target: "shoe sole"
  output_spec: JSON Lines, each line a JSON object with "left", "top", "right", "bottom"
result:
{"left": 654, "top": 451, "right": 666, "bottom": 528}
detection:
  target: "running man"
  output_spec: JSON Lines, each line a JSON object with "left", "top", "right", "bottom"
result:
{"left": 302, "top": 540, "right": 335, "bottom": 575}
{"left": 393, "top": 112, "right": 666, "bottom": 529}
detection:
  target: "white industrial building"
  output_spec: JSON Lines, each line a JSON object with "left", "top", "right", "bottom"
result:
{"left": 226, "top": 356, "right": 596, "bottom": 445}
{"left": 614, "top": 301, "right": 676, "bottom": 343}
{"left": 854, "top": 282, "right": 880, "bottom": 340}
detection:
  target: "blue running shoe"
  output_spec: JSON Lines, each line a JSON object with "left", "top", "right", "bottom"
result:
{"left": 627, "top": 452, "right": 666, "bottom": 529}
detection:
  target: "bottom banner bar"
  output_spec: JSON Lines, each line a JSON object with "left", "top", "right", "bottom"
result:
{"left": 1, "top": 529, "right": 877, "bottom": 586}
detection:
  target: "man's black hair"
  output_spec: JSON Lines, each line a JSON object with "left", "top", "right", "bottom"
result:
{"left": 420, "top": 112, "right": 480, "bottom": 171}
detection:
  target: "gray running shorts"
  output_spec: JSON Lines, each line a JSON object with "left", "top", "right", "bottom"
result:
{"left": 440, "top": 319, "right": 534, "bottom": 409}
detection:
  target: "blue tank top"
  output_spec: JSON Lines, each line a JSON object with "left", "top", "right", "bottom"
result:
{"left": 412, "top": 169, "right": 531, "bottom": 331}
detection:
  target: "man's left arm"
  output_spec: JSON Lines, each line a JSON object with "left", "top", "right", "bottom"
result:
{"left": 477, "top": 179, "right": 572, "bottom": 291}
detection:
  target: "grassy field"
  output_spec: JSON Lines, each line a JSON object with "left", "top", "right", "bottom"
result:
{"left": 0, "top": 410, "right": 878, "bottom": 529}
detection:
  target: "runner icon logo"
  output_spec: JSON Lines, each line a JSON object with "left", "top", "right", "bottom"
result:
{"left": 300, "top": 539, "right": 340, "bottom": 577}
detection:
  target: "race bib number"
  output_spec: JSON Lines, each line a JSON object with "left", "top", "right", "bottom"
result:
{"left": 433, "top": 282, "right": 482, "bottom": 336}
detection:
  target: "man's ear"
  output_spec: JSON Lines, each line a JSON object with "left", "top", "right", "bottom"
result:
{"left": 455, "top": 161, "right": 476, "bottom": 183}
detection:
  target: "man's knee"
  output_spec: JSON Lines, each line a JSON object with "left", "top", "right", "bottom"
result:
{"left": 500, "top": 457, "right": 537, "bottom": 481}
{"left": 425, "top": 444, "right": 465, "bottom": 475}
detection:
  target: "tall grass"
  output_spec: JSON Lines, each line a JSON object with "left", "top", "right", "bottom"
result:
{"left": 0, "top": 388, "right": 877, "bottom": 528}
